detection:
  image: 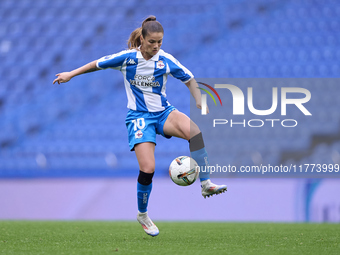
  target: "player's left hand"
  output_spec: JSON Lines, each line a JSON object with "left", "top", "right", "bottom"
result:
{"left": 196, "top": 103, "right": 209, "bottom": 114}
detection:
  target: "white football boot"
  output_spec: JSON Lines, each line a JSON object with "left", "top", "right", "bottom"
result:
{"left": 137, "top": 211, "right": 159, "bottom": 237}
{"left": 201, "top": 179, "right": 227, "bottom": 198}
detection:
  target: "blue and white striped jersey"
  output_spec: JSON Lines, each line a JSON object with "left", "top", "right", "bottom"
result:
{"left": 96, "top": 48, "right": 194, "bottom": 112}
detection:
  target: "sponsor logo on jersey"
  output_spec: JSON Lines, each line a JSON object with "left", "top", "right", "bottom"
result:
{"left": 156, "top": 60, "right": 165, "bottom": 69}
{"left": 127, "top": 59, "right": 137, "bottom": 65}
{"left": 130, "top": 74, "right": 160, "bottom": 87}
{"left": 134, "top": 75, "right": 155, "bottom": 81}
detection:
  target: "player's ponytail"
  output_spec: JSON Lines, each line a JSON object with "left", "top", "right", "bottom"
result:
{"left": 128, "top": 15, "right": 164, "bottom": 49}
{"left": 127, "top": 27, "right": 142, "bottom": 49}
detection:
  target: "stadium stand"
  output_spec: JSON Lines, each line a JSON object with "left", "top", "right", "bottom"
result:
{"left": 0, "top": 0, "right": 339, "bottom": 177}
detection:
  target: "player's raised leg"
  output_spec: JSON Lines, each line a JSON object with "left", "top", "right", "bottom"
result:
{"left": 134, "top": 142, "right": 159, "bottom": 236}
{"left": 190, "top": 132, "right": 227, "bottom": 198}
{"left": 163, "top": 110, "right": 227, "bottom": 198}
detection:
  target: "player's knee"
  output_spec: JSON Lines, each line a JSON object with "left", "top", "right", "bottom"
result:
{"left": 182, "top": 128, "right": 191, "bottom": 141}
{"left": 181, "top": 123, "right": 198, "bottom": 141}
{"left": 140, "top": 165, "right": 155, "bottom": 174}
{"left": 189, "top": 121, "right": 201, "bottom": 139}
{"left": 138, "top": 170, "right": 154, "bottom": 185}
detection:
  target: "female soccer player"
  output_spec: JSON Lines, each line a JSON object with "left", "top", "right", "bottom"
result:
{"left": 53, "top": 16, "right": 227, "bottom": 237}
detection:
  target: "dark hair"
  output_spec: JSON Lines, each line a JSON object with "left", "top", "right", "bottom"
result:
{"left": 127, "top": 15, "right": 164, "bottom": 49}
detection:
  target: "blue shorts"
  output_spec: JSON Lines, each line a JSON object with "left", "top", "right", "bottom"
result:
{"left": 125, "top": 105, "right": 177, "bottom": 151}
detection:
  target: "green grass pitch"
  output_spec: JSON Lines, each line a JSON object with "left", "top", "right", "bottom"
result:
{"left": 0, "top": 221, "right": 339, "bottom": 254}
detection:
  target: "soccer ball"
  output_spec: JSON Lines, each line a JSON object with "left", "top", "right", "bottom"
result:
{"left": 169, "top": 156, "right": 199, "bottom": 186}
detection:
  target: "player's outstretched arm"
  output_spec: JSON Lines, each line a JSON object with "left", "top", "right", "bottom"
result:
{"left": 53, "top": 60, "right": 99, "bottom": 84}
{"left": 185, "top": 78, "right": 209, "bottom": 114}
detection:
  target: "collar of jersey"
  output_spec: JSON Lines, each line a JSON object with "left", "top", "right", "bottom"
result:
{"left": 136, "top": 47, "right": 160, "bottom": 61}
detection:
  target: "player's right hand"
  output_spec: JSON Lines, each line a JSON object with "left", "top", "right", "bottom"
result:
{"left": 53, "top": 72, "right": 72, "bottom": 84}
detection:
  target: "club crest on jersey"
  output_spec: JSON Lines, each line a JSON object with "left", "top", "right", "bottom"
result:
{"left": 156, "top": 60, "right": 165, "bottom": 69}
{"left": 135, "top": 130, "right": 143, "bottom": 139}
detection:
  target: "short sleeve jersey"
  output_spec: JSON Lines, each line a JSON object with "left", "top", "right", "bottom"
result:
{"left": 96, "top": 48, "right": 194, "bottom": 112}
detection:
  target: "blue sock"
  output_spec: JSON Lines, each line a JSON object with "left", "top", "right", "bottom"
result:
{"left": 137, "top": 182, "right": 152, "bottom": 213}
{"left": 191, "top": 147, "right": 210, "bottom": 181}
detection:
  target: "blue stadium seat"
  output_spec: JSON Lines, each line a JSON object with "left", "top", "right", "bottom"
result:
{"left": 1, "top": 0, "right": 340, "bottom": 178}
